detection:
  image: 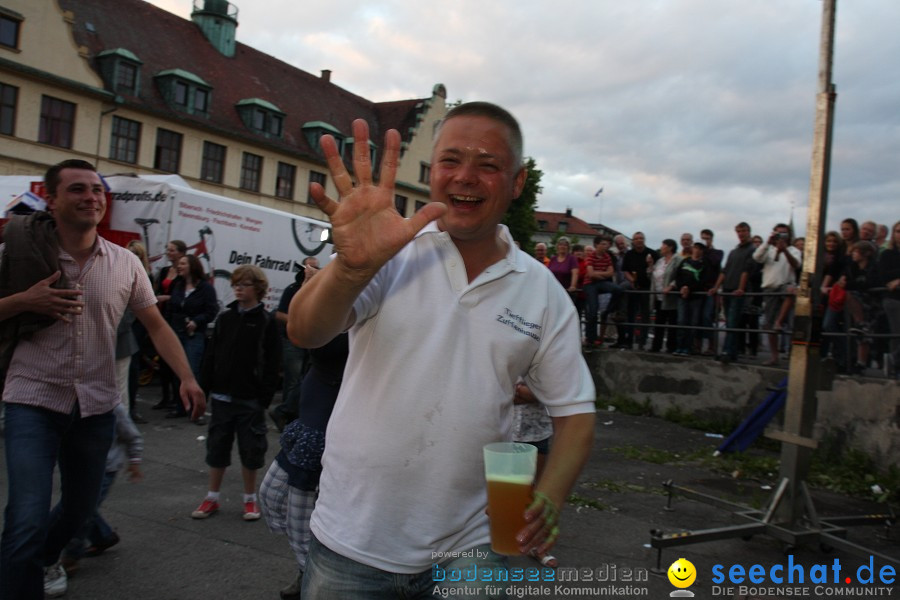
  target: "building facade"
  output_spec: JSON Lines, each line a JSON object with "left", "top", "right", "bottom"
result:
{"left": 0, "top": 0, "right": 446, "bottom": 219}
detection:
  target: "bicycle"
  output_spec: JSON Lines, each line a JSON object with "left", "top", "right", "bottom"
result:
{"left": 134, "top": 218, "right": 234, "bottom": 312}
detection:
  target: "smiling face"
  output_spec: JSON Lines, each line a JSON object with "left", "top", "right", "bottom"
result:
{"left": 667, "top": 558, "right": 697, "bottom": 589}
{"left": 166, "top": 243, "right": 185, "bottom": 263}
{"left": 430, "top": 115, "right": 526, "bottom": 244}
{"left": 46, "top": 168, "right": 106, "bottom": 232}
{"left": 176, "top": 256, "right": 189, "bottom": 278}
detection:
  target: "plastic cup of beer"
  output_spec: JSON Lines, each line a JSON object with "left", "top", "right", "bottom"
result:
{"left": 483, "top": 442, "right": 537, "bottom": 555}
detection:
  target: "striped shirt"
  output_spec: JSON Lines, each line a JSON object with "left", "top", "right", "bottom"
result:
{"left": 2, "top": 236, "right": 157, "bottom": 416}
{"left": 588, "top": 251, "right": 613, "bottom": 280}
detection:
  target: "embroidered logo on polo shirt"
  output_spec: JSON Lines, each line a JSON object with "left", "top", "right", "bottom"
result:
{"left": 496, "top": 307, "right": 542, "bottom": 341}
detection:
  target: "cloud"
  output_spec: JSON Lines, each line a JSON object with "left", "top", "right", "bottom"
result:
{"left": 148, "top": 0, "right": 900, "bottom": 244}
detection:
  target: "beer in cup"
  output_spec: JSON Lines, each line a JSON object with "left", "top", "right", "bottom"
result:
{"left": 483, "top": 442, "right": 537, "bottom": 555}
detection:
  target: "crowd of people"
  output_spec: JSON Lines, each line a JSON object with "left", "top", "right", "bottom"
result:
{"left": 536, "top": 218, "right": 900, "bottom": 379}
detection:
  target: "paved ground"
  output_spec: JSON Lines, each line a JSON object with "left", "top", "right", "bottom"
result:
{"left": 1, "top": 381, "right": 897, "bottom": 599}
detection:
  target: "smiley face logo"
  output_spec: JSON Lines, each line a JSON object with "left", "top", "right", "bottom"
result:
{"left": 667, "top": 558, "right": 697, "bottom": 588}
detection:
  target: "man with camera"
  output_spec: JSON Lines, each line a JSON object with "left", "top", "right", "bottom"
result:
{"left": 752, "top": 223, "right": 801, "bottom": 366}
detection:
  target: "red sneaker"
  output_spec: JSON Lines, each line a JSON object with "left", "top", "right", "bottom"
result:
{"left": 243, "top": 501, "right": 261, "bottom": 521}
{"left": 191, "top": 498, "right": 219, "bottom": 519}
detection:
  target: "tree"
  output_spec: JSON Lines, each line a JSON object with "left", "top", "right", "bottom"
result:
{"left": 504, "top": 157, "right": 541, "bottom": 254}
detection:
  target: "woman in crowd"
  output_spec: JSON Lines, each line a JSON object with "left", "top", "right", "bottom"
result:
{"left": 649, "top": 239, "right": 681, "bottom": 353}
{"left": 164, "top": 254, "right": 218, "bottom": 419}
{"left": 126, "top": 240, "right": 153, "bottom": 423}
{"left": 152, "top": 240, "right": 188, "bottom": 411}
{"left": 840, "top": 218, "right": 860, "bottom": 256}
{"left": 819, "top": 231, "right": 848, "bottom": 368}
{"left": 878, "top": 221, "right": 900, "bottom": 379}
{"left": 547, "top": 236, "right": 580, "bottom": 304}
{"left": 840, "top": 241, "right": 880, "bottom": 375}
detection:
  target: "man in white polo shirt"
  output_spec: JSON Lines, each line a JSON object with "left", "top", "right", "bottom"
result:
{"left": 288, "top": 102, "right": 596, "bottom": 599}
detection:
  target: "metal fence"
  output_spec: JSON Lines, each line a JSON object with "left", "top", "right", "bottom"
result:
{"left": 582, "top": 286, "right": 898, "bottom": 379}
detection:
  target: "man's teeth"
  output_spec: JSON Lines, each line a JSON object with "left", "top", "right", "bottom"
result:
{"left": 451, "top": 195, "right": 481, "bottom": 202}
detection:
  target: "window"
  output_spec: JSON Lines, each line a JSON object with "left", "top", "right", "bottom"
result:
{"left": 275, "top": 162, "right": 296, "bottom": 199}
{"left": 419, "top": 162, "right": 431, "bottom": 184}
{"left": 97, "top": 49, "right": 143, "bottom": 96}
{"left": 38, "top": 96, "right": 75, "bottom": 148}
{"left": 414, "top": 200, "right": 426, "bottom": 213}
{"left": 194, "top": 88, "right": 209, "bottom": 113}
{"left": 302, "top": 121, "right": 342, "bottom": 155}
{"left": 109, "top": 116, "right": 141, "bottom": 163}
{"left": 155, "top": 70, "right": 210, "bottom": 116}
{"left": 394, "top": 194, "right": 408, "bottom": 217}
{"left": 173, "top": 80, "right": 188, "bottom": 106}
{"left": 237, "top": 99, "right": 285, "bottom": 139}
{"left": 116, "top": 62, "right": 138, "bottom": 95}
{"left": 240, "top": 152, "right": 263, "bottom": 192}
{"left": 0, "top": 82, "right": 17, "bottom": 136}
{"left": 201, "top": 141, "right": 226, "bottom": 183}
{"left": 0, "top": 13, "right": 21, "bottom": 50}
{"left": 308, "top": 171, "right": 326, "bottom": 204}
{"left": 154, "top": 128, "right": 182, "bottom": 173}
{"left": 558, "top": 222, "right": 568, "bottom": 233}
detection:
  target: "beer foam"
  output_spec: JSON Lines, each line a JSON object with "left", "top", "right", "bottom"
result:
{"left": 486, "top": 474, "right": 534, "bottom": 485}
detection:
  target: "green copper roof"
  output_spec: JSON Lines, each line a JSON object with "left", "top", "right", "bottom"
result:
{"left": 155, "top": 68, "right": 210, "bottom": 88}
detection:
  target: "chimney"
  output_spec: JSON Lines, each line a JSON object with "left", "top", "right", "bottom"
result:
{"left": 321, "top": 69, "right": 332, "bottom": 83}
{"left": 565, "top": 207, "right": 572, "bottom": 218}
{"left": 191, "top": 0, "right": 238, "bottom": 58}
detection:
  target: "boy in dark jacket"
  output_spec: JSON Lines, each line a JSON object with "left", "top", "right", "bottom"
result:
{"left": 674, "top": 242, "right": 708, "bottom": 355}
{"left": 192, "top": 265, "right": 281, "bottom": 521}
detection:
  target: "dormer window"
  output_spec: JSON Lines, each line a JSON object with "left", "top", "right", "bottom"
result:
{"left": 116, "top": 62, "right": 138, "bottom": 95}
{"left": 302, "top": 121, "right": 342, "bottom": 155}
{"left": 155, "top": 69, "right": 212, "bottom": 117}
{"left": 96, "top": 48, "right": 143, "bottom": 96}
{"left": 237, "top": 98, "right": 284, "bottom": 139}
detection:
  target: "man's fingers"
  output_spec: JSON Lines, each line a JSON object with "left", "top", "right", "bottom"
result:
{"left": 406, "top": 201, "right": 446, "bottom": 236}
{"left": 308, "top": 184, "right": 337, "bottom": 215}
{"left": 42, "top": 271, "right": 63, "bottom": 285}
{"left": 319, "top": 134, "right": 354, "bottom": 197}
{"left": 378, "top": 129, "right": 401, "bottom": 191}
{"left": 351, "top": 119, "right": 373, "bottom": 186}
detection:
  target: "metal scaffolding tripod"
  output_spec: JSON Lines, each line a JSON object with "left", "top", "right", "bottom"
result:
{"left": 648, "top": 0, "right": 898, "bottom": 573}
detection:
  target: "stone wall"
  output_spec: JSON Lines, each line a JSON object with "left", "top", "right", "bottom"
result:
{"left": 587, "top": 350, "right": 900, "bottom": 472}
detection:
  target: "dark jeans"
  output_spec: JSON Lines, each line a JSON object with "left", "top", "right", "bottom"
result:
{"left": 170, "top": 332, "right": 206, "bottom": 415}
{"left": 1, "top": 403, "right": 114, "bottom": 599}
{"left": 623, "top": 290, "right": 651, "bottom": 347}
{"left": 584, "top": 280, "right": 622, "bottom": 344}
{"left": 651, "top": 302, "right": 677, "bottom": 352}
{"left": 677, "top": 297, "right": 705, "bottom": 353}
{"left": 821, "top": 306, "right": 848, "bottom": 370}
{"left": 56, "top": 470, "right": 118, "bottom": 561}
{"left": 271, "top": 341, "right": 309, "bottom": 422}
{"left": 302, "top": 536, "right": 508, "bottom": 599}
{"left": 721, "top": 294, "right": 746, "bottom": 360}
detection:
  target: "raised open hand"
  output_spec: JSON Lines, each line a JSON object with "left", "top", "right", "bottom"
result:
{"left": 310, "top": 119, "right": 446, "bottom": 282}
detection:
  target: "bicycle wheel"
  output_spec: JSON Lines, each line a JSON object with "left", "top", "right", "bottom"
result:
{"left": 212, "top": 269, "right": 234, "bottom": 314}
{"left": 291, "top": 218, "right": 328, "bottom": 257}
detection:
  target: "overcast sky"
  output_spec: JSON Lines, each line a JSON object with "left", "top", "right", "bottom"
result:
{"left": 149, "top": 0, "right": 898, "bottom": 247}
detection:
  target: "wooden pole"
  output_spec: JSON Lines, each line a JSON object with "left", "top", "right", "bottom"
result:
{"left": 777, "top": 0, "right": 838, "bottom": 524}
